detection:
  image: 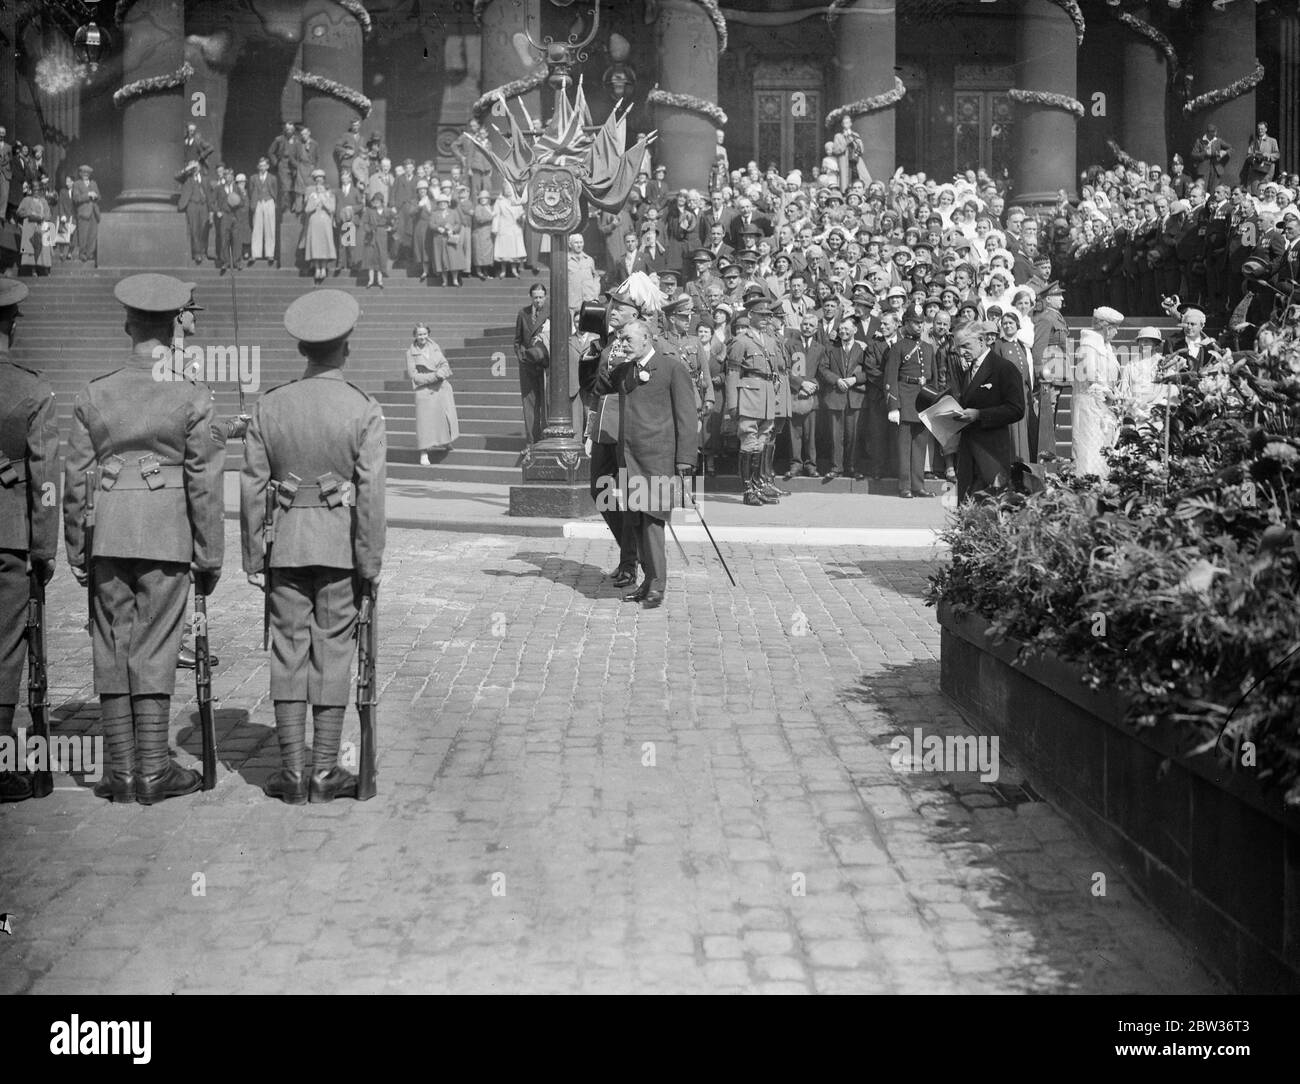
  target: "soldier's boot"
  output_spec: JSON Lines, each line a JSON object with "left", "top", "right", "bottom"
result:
{"left": 0, "top": 704, "right": 34, "bottom": 803}
{"left": 264, "top": 700, "right": 308, "bottom": 804}
{"left": 755, "top": 446, "right": 781, "bottom": 503}
{"left": 763, "top": 443, "right": 791, "bottom": 497}
{"left": 92, "top": 694, "right": 137, "bottom": 803}
{"left": 134, "top": 695, "right": 201, "bottom": 806}
{"left": 309, "top": 706, "right": 357, "bottom": 802}
{"left": 741, "top": 452, "right": 765, "bottom": 507}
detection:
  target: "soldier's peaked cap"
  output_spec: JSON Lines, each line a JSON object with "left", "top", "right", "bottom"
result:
{"left": 285, "top": 289, "right": 361, "bottom": 342}
{"left": 0, "top": 280, "right": 30, "bottom": 310}
{"left": 114, "top": 274, "right": 197, "bottom": 315}
{"left": 664, "top": 295, "right": 694, "bottom": 315}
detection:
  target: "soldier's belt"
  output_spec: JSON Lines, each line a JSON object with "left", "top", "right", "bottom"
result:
{"left": 99, "top": 453, "right": 183, "bottom": 491}
{"left": 899, "top": 376, "right": 923, "bottom": 386}
{"left": 0, "top": 453, "right": 27, "bottom": 487}
{"left": 273, "top": 472, "right": 353, "bottom": 510}
{"left": 739, "top": 369, "right": 779, "bottom": 382}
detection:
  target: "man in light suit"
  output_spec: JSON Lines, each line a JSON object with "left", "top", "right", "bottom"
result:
{"left": 1242, "top": 122, "right": 1280, "bottom": 195}
{"left": 240, "top": 290, "right": 386, "bottom": 803}
{"left": 952, "top": 322, "right": 1026, "bottom": 502}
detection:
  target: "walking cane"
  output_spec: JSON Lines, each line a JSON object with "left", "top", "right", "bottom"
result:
{"left": 681, "top": 475, "right": 736, "bottom": 587}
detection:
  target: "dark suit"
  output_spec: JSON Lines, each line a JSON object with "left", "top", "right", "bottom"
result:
{"left": 514, "top": 303, "right": 549, "bottom": 444}
{"left": 816, "top": 340, "right": 866, "bottom": 474}
{"left": 1162, "top": 333, "right": 1217, "bottom": 375}
{"left": 1191, "top": 135, "right": 1232, "bottom": 185}
{"left": 177, "top": 173, "right": 209, "bottom": 261}
{"left": 606, "top": 345, "right": 697, "bottom": 594}
{"left": 955, "top": 349, "right": 1026, "bottom": 502}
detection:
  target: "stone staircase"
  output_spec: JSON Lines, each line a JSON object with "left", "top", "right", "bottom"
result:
{"left": 11, "top": 262, "right": 543, "bottom": 485}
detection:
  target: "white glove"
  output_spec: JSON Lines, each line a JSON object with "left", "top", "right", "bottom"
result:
{"left": 888, "top": 409, "right": 901, "bottom": 424}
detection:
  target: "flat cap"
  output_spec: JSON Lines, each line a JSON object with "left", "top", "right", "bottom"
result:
{"left": 114, "top": 274, "right": 197, "bottom": 315}
{"left": 0, "top": 280, "right": 30, "bottom": 309}
{"left": 1093, "top": 305, "right": 1125, "bottom": 324}
{"left": 284, "top": 289, "right": 361, "bottom": 342}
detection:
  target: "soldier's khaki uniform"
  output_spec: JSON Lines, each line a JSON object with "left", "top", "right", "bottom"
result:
{"left": 724, "top": 318, "right": 780, "bottom": 503}
{"left": 0, "top": 281, "right": 60, "bottom": 803}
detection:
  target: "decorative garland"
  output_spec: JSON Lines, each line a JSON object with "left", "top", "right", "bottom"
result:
{"left": 1052, "top": 0, "right": 1086, "bottom": 46}
{"left": 292, "top": 69, "right": 373, "bottom": 117}
{"left": 1008, "top": 87, "right": 1085, "bottom": 119}
{"left": 824, "top": 76, "right": 905, "bottom": 129}
{"left": 826, "top": 0, "right": 853, "bottom": 30}
{"left": 648, "top": 87, "right": 728, "bottom": 128}
{"left": 471, "top": 70, "right": 548, "bottom": 121}
{"left": 1114, "top": 10, "right": 1178, "bottom": 67}
{"left": 113, "top": 62, "right": 193, "bottom": 109}
{"left": 1182, "top": 60, "right": 1265, "bottom": 115}
{"left": 692, "top": 0, "right": 729, "bottom": 52}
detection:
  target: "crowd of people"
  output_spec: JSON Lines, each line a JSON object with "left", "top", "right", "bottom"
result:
{"left": 0, "top": 128, "right": 102, "bottom": 271}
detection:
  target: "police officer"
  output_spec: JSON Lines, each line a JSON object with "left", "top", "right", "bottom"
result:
{"left": 63, "top": 274, "right": 225, "bottom": 804}
{"left": 240, "top": 290, "right": 386, "bottom": 804}
{"left": 0, "top": 282, "right": 58, "bottom": 803}
{"left": 725, "top": 300, "right": 780, "bottom": 506}
{"left": 885, "top": 310, "right": 937, "bottom": 499}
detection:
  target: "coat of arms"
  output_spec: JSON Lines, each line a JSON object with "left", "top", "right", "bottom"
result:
{"left": 527, "top": 165, "right": 581, "bottom": 234}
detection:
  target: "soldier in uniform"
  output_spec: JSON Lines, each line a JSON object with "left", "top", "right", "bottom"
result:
{"left": 240, "top": 290, "right": 386, "bottom": 804}
{"left": 0, "top": 282, "right": 59, "bottom": 802}
{"left": 725, "top": 300, "right": 780, "bottom": 506}
{"left": 885, "top": 310, "right": 938, "bottom": 499}
{"left": 753, "top": 298, "right": 792, "bottom": 497}
{"left": 62, "top": 275, "right": 225, "bottom": 804}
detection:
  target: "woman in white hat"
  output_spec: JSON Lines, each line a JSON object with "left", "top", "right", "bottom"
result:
{"left": 1072, "top": 306, "right": 1125, "bottom": 479}
{"left": 1119, "top": 326, "right": 1167, "bottom": 411}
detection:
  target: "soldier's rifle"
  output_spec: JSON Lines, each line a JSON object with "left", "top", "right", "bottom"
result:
{"left": 262, "top": 486, "right": 275, "bottom": 651}
{"left": 355, "top": 580, "right": 378, "bottom": 801}
{"left": 25, "top": 569, "right": 52, "bottom": 799}
{"left": 83, "top": 468, "right": 96, "bottom": 634}
{"left": 192, "top": 583, "right": 217, "bottom": 790}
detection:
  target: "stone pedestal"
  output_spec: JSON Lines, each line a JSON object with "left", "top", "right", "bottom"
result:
{"left": 1120, "top": 5, "right": 1167, "bottom": 168}
{"left": 1192, "top": 3, "right": 1257, "bottom": 160}
{"left": 480, "top": 0, "right": 543, "bottom": 120}
{"left": 835, "top": 0, "right": 895, "bottom": 182}
{"left": 1013, "top": 0, "right": 1079, "bottom": 206}
{"left": 301, "top": 0, "right": 364, "bottom": 188}
{"left": 100, "top": 0, "right": 187, "bottom": 266}
{"left": 654, "top": 0, "right": 720, "bottom": 193}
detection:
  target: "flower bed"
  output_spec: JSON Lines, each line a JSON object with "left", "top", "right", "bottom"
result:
{"left": 927, "top": 330, "right": 1300, "bottom": 990}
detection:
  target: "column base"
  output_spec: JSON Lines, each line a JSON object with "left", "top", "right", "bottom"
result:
{"left": 96, "top": 210, "right": 189, "bottom": 268}
{"left": 509, "top": 441, "right": 593, "bottom": 518}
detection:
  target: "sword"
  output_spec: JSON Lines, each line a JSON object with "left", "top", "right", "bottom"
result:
{"left": 682, "top": 474, "right": 735, "bottom": 587}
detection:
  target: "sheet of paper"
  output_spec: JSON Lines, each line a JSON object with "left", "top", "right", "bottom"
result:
{"left": 920, "top": 394, "right": 971, "bottom": 455}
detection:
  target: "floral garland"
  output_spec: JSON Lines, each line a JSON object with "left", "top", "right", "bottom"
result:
{"left": 692, "top": 0, "right": 728, "bottom": 53}
{"left": 1182, "top": 60, "right": 1265, "bottom": 116}
{"left": 471, "top": 70, "right": 548, "bottom": 121}
{"left": 648, "top": 87, "right": 728, "bottom": 129}
{"left": 292, "top": 69, "right": 373, "bottom": 117}
{"left": 825, "top": 76, "right": 905, "bottom": 129}
{"left": 1008, "top": 87, "right": 1085, "bottom": 119}
{"left": 1053, "top": 0, "right": 1086, "bottom": 46}
{"left": 826, "top": 0, "right": 855, "bottom": 30}
{"left": 113, "top": 62, "right": 193, "bottom": 109}
{"left": 1113, "top": 10, "right": 1178, "bottom": 68}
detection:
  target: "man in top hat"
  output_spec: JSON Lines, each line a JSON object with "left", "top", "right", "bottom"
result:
{"left": 0, "top": 281, "right": 58, "bottom": 802}
{"left": 240, "top": 290, "right": 386, "bottom": 803}
{"left": 72, "top": 164, "right": 100, "bottom": 262}
{"left": 591, "top": 316, "right": 696, "bottom": 609}
{"left": 62, "top": 275, "right": 225, "bottom": 804}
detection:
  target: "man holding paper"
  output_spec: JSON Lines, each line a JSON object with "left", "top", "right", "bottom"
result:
{"left": 947, "top": 321, "right": 1025, "bottom": 502}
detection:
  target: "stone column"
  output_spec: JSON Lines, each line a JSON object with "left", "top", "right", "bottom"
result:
{"left": 98, "top": 0, "right": 188, "bottom": 265}
{"left": 301, "top": 0, "right": 364, "bottom": 188}
{"left": 1013, "top": 0, "right": 1078, "bottom": 205}
{"left": 1279, "top": 8, "right": 1300, "bottom": 178}
{"left": 1120, "top": 5, "right": 1167, "bottom": 168}
{"left": 834, "top": 0, "right": 895, "bottom": 182}
{"left": 654, "top": 0, "right": 719, "bottom": 192}
{"left": 1191, "top": 2, "right": 1257, "bottom": 162}
{"left": 480, "top": 0, "right": 543, "bottom": 120}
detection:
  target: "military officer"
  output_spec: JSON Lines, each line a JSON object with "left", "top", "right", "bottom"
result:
{"left": 62, "top": 274, "right": 225, "bottom": 804}
{"left": 240, "top": 290, "right": 386, "bottom": 804}
{"left": 750, "top": 298, "right": 792, "bottom": 498}
{"left": 0, "top": 282, "right": 59, "bottom": 803}
{"left": 725, "top": 299, "right": 780, "bottom": 506}
{"left": 885, "top": 310, "right": 938, "bottom": 499}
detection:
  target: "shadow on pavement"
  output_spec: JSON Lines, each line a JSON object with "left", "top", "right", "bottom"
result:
{"left": 486, "top": 550, "right": 621, "bottom": 600}
{"left": 178, "top": 707, "right": 274, "bottom": 789}
{"left": 822, "top": 555, "right": 940, "bottom": 601}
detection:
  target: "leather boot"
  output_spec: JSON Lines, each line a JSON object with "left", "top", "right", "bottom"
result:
{"left": 264, "top": 769, "right": 308, "bottom": 805}
{"left": 0, "top": 771, "right": 34, "bottom": 803}
{"left": 741, "top": 452, "right": 765, "bottom": 506}
{"left": 764, "top": 444, "right": 791, "bottom": 497}
{"left": 136, "top": 761, "right": 202, "bottom": 805}
{"left": 92, "top": 769, "right": 137, "bottom": 803}
{"left": 309, "top": 766, "right": 359, "bottom": 803}
{"left": 97, "top": 694, "right": 136, "bottom": 803}
{"left": 755, "top": 447, "right": 780, "bottom": 503}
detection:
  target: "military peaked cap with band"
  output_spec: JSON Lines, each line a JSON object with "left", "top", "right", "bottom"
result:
{"left": 0, "top": 280, "right": 30, "bottom": 310}
{"left": 284, "top": 289, "right": 361, "bottom": 343}
{"left": 113, "top": 274, "right": 197, "bottom": 315}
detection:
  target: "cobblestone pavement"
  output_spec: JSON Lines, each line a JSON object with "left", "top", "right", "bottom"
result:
{"left": 0, "top": 524, "right": 1219, "bottom": 994}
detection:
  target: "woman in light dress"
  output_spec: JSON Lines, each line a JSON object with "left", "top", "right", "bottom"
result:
{"left": 17, "top": 182, "right": 53, "bottom": 273}
{"left": 302, "top": 169, "right": 337, "bottom": 283}
{"left": 492, "top": 184, "right": 526, "bottom": 277}
{"left": 1118, "top": 326, "right": 1168, "bottom": 412}
{"left": 406, "top": 323, "right": 459, "bottom": 466}
{"left": 1072, "top": 307, "right": 1124, "bottom": 479}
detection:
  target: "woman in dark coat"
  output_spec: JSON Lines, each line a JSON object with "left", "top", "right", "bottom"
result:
{"left": 359, "top": 191, "right": 395, "bottom": 288}
{"left": 428, "top": 192, "right": 466, "bottom": 287}
{"left": 470, "top": 191, "right": 495, "bottom": 280}
{"left": 988, "top": 309, "right": 1036, "bottom": 464}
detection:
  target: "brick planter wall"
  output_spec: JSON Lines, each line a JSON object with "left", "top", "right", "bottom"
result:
{"left": 938, "top": 600, "right": 1300, "bottom": 994}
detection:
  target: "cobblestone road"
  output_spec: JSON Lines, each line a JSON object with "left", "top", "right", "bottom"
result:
{"left": 0, "top": 524, "right": 1218, "bottom": 993}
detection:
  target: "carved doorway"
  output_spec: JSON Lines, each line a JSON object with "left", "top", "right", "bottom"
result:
{"left": 753, "top": 60, "right": 825, "bottom": 177}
